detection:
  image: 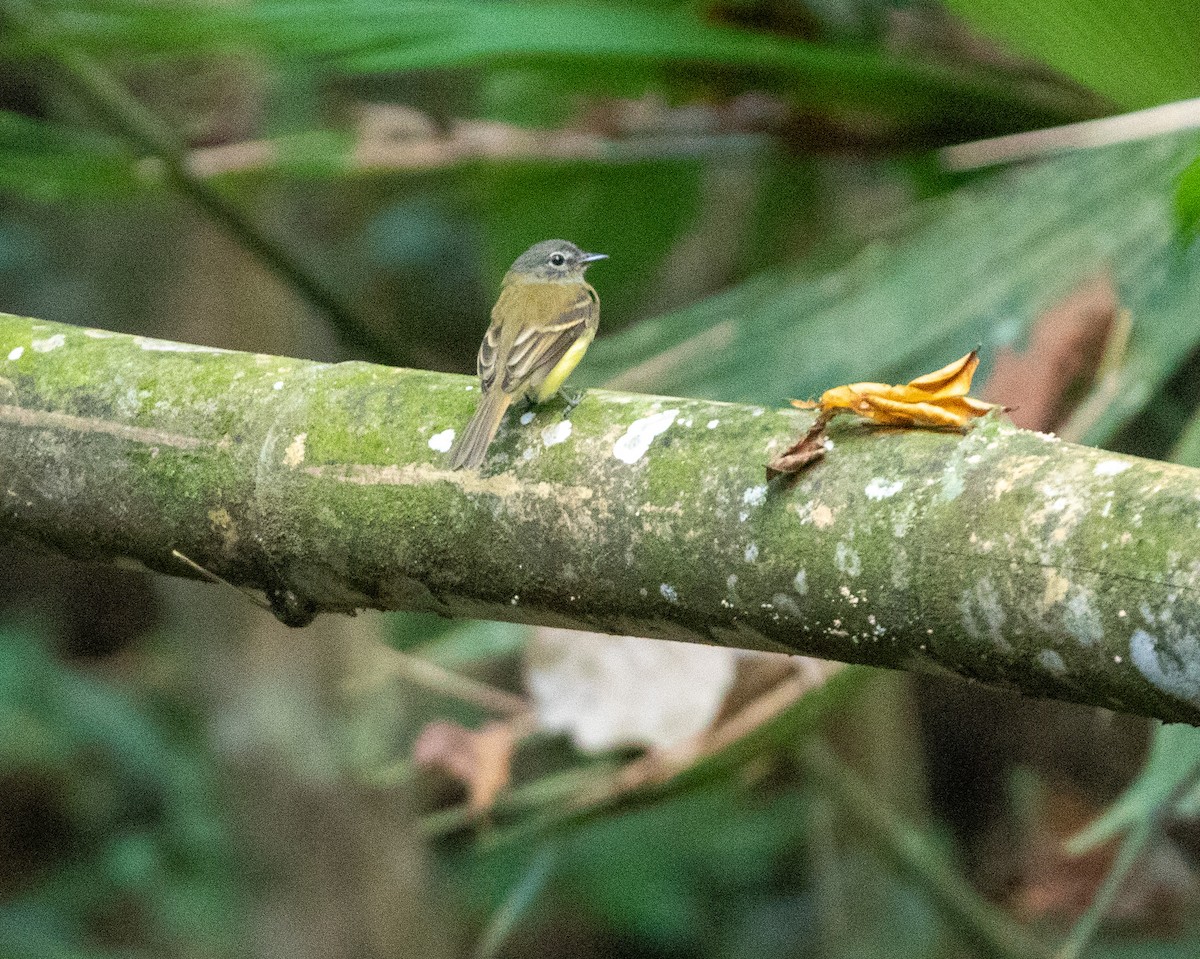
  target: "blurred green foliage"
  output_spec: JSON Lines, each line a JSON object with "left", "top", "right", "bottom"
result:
{"left": 944, "top": 0, "right": 1200, "bottom": 109}
{"left": 0, "top": 627, "right": 241, "bottom": 959}
{"left": 4, "top": 0, "right": 1200, "bottom": 957}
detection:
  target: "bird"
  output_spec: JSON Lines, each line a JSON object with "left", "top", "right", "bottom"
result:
{"left": 449, "top": 239, "right": 607, "bottom": 470}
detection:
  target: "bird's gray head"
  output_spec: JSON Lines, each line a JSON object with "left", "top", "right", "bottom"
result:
{"left": 506, "top": 239, "right": 607, "bottom": 283}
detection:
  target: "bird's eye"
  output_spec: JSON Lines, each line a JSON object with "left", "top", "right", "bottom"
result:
{"left": 549, "top": 253, "right": 566, "bottom": 266}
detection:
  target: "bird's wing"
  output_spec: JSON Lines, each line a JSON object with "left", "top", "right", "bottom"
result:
{"left": 482, "top": 283, "right": 598, "bottom": 394}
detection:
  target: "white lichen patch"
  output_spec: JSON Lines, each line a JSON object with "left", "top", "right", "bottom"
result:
{"left": 6, "top": 346, "right": 23, "bottom": 361}
{"left": 1063, "top": 587, "right": 1103, "bottom": 646}
{"left": 959, "top": 577, "right": 1010, "bottom": 652}
{"left": 541, "top": 419, "right": 572, "bottom": 447}
{"left": 428, "top": 428, "right": 455, "bottom": 453}
{"left": 834, "top": 542, "right": 861, "bottom": 577}
{"left": 613, "top": 409, "right": 678, "bottom": 464}
{"left": 520, "top": 411, "right": 536, "bottom": 425}
{"left": 865, "top": 478, "right": 903, "bottom": 500}
{"left": 660, "top": 583, "right": 679, "bottom": 603}
{"left": 272, "top": 381, "right": 284, "bottom": 391}
{"left": 283, "top": 432, "right": 307, "bottom": 468}
{"left": 1131, "top": 628, "right": 1200, "bottom": 706}
{"left": 1093, "top": 458, "right": 1132, "bottom": 477}
{"left": 31, "top": 333, "right": 66, "bottom": 353}
{"left": 772, "top": 593, "right": 801, "bottom": 617}
{"left": 133, "top": 336, "right": 227, "bottom": 353}
{"left": 891, "top": 547, "right": 911, "bottom": 591}
{"left": 707, "top": 419, "right": 720, "bottom": 429}
{"left": 940, "top": 467, "right": 965, "bottom": 502}
{"left": 743, "top": 485, "right": 767, "bottom": 507}
{"left": 890, "top": 499, "right": 917, "bottom": 539}
{"left": 794, "top": 569, "right": 808, "bottom": 595}
{"left": 1037, "top": 649, "right": 1067, "bottom": 676}
{"left": 744, "top": 543, "right": 759, "bottom": 563}
{"left": 1040, "top": 568, "right": 1070, "bottom": 612}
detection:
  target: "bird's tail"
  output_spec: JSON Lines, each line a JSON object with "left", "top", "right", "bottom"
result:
{"left": 449, "top": 390, "right": 513, "bottom": 471}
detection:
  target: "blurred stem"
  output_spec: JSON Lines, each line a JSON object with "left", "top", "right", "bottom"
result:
{"left": 1170, "top": 406, "right": 1200, "bottom": 467}
{"left": 1053, "top": 815, "right": 1152, "bottom": 959}
{"left": 800, "top": 739, "right": 1052, "bottom": 959}
{"left": 354, "top": 648, "right": 530, "bottom": 717}
{"left": 419, "top": 764, "right": 619, "bottom": 838}
{"left": 1055, "top": 754, "right": 1200, "bottom": 959}
{"left": 472, "top": 845, "right": 558, "bottom": 959}
{"left": 3, "top": 0, "right": 403, "bottom": 364}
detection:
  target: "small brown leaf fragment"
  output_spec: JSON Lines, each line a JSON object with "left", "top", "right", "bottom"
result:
{"left": 413, "top": 719, "right": 515, "bottom": 813}
{"left": 766, "top": 412, "right": 832, "bottom": 479}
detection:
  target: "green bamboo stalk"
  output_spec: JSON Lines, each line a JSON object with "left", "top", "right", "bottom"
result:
{"left": 3, "top": 311, "right": 1200, "bottom": 724}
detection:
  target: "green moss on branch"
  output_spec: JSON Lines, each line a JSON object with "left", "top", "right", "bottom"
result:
{"left": 3, "top": 312, "right": 1200, "bottom": 723}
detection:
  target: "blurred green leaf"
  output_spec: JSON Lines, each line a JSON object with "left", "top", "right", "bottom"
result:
{"left": 410, "top": 619, "right": 529, "bottom": 668}
{"left": 585, "top": 131, "right": 1200, "bottom": 452}
{"left": 1068, "top": 722, "right": 1200, "bottom": 853}
{"left": 0, "top": 627, "right": 241, "bottom": 958}
{"left": 0, "top": 110, "right": 143, "bottom": 202}
{"left": 472, "top": 845, "right": 558, "bottom": 959}
{"left": 942, "top": 0, "right": 1200, "bottom": 109}
{"left": 1175, "top": 152, "right": 1200, "bottom": 238}
{"left": 1170, "top": 401, "right": 1200, "bottom": 466}
{"left": 16, "top": 0, "right": 1098, "bottom": 135}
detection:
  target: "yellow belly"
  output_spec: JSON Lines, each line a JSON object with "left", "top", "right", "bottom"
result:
{"left": 527, "top": 329, "right": 595, "bottom": 403}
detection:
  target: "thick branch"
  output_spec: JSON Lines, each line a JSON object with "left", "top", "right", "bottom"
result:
{"left": 3, "top": 312, "right": 1200, "bottom": 723}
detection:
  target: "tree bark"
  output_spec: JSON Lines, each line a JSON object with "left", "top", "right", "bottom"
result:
{"left": 3, "top": 311, "right": 1200, "bottom": 723}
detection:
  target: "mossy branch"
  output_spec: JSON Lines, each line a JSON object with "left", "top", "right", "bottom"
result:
{"left": 3, "top": 312, "right": 1200, "bottom": 723}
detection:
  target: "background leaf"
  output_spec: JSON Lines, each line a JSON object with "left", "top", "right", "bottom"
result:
{"left": 585, "top": 130, "right": 1200, "bottom": 450}
{"left": 942, "top": 0, "right": 1200, "bottom": 108}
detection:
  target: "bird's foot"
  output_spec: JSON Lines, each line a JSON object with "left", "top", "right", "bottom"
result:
{"left": 558, "top": 388, "right": 584, "bottom": 416}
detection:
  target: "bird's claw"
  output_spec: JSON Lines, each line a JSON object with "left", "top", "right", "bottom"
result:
{"left": 559, "top": 388, "right": 583, "bottom": 416}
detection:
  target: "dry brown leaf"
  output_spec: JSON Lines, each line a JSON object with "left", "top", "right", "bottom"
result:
{"left": 766, "top": 412, "right": 833, "bottom": 479}
{"left": 413, "top": 720, "right": 516, "bottom": 813}
{"left": 980, "top": 272, "right": 1120, "bottom": 432}
{"left": 809, "top": 350, "right": 1002, "bottom": 427}
{"left": 768, "top": 351, "right": 1004, "bottom": 478}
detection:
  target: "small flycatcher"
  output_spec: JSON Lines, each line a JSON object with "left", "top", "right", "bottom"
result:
{"left": 449, "top": 239, "right": 607, "bottom": 470}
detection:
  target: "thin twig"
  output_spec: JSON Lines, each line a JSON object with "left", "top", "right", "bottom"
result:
{"left": 353, "top": 647, "right": 531, "bottom": 717}
{"left": 5, "top": 0, "right": 403, "bottom": 364}
{"left": 171, "top": 548, "right": 273, "bottom": 612}
{"left": 941, "top": 97, "right": 1200, "bottom": 171}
